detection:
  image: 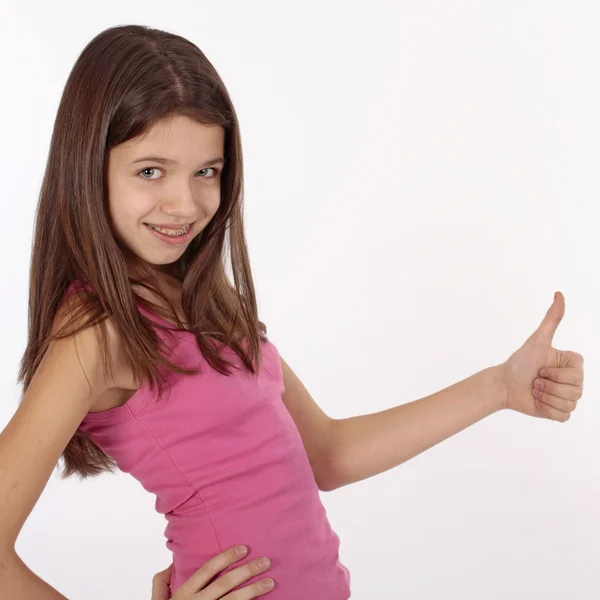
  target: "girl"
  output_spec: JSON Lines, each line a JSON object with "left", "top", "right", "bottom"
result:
{"left": 0, "top": 24, "right": 584, "bottom": 600}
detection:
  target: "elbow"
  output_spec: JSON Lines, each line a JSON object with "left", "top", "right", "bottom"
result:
{"left": 317, "top": 463, "right": 346, "bottom": 492}
{"left": 0, "top": 546, "right": 17, "bottom": 584}
{"left": 318, "top": 479, "right": 339, "bottom": 492}
{"left": 314, "top": 420, "right": 347, "bottom": 492}
{"left": 314, "top": 450, "right": 345, "bottom": 492}
{"left": 0, "top": 529, "right": 16, "bottom": 561}
{"left": 0, "top": 538, "right": 15, "bottom": 561}
{"left": 316, "top": 475, "right": 336, "bottom": 492}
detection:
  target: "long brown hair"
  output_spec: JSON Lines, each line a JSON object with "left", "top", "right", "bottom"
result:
{"left": 17, "top": 25, "right": 267, "bottom": 479}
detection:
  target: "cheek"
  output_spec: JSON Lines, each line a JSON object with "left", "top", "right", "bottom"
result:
{"left": 110, "top": 190, "right": 157, "bottom": 226}
{"left": 205, "top": 189, "right": 221, "bottom": 214}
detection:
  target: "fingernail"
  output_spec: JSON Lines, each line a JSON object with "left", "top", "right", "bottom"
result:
{"left": 263, "top": 578, "right": 275, "bottom": 590}
{"left": 259, "top": 557, "right": 270, "bottom": 568}
{"left": 236, "top": 545, "right": 247, "bottom": 556}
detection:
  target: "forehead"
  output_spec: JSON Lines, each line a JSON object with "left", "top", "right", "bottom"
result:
{"left": 112, "top": 115, "right": 225, "bottom": 163}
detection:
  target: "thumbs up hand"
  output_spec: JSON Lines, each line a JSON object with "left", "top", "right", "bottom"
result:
{"left": 500, "top": 292, "right": 584, "bottom": 422}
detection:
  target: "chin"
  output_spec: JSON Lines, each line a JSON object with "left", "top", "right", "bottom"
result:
{"left": 126, "top": 244, "right": 184, "bottom": 269}
{"left": 147, "top": 253, "right": 184, "bottom": 267}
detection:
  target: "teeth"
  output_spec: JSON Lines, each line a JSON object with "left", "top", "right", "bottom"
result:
{"left": 147, "top": 224, "right": 191, "bottom": 237}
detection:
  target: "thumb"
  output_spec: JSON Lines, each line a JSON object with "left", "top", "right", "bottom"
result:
{"left": 530, "top": 291, "right": 565, "bottom": 345}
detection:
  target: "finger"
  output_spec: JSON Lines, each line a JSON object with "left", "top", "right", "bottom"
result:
{"left": 534, "top": 397, "right": 571, "bottom": 422}
{"left": 152, "top": 564, "right": 173, "bottom": 600}
{"left": 201, "top": 556, "right": 272, "bottom": 599}
{"left": 531, "top": 292, "right": 565, "bottom": 345}
{"left": 539, "top": 366, "right": 583, "bottom": 386}
{"left": 178, "top": 546, "right": 249, "bottom": 595}
{"left": 533, "top": 378, "right": 582, "bottom": 402}
{"left": 532, "top": 387, "right": 577, "bottom": 412}
{"left": 223, "top": 577, "right": 275, "bottom": 599}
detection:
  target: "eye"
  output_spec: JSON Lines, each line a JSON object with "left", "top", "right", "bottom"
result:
{"left": 137, "top": 167, "right": 220, "bottom": 181}
{"left": 198, "top": 167, "right": 219, "bottom": 178}
{"left": 138, "top": 167, "right": 161, "bottom": 180}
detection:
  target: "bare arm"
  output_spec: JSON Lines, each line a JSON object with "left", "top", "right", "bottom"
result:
{"left": 0, "top": 300, "right": 114, "bottom": 598}
{"left": 281, "top": 293, "right": 583, "bottom": 492}
{"left": 279, "top": 356, "right": 336, "bottom": 490}
{"left": 0, "top": 553, "right": 69, "bottom": 599}
{"left": 325, "top": 365, "right": 506, "bottom": 490}
{"left": 279, "top": 354, "right": 505, "bottom": 492}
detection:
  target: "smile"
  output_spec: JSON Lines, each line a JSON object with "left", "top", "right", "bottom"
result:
{"left": 145, "top": 223, "right": 192, "bottom": 237}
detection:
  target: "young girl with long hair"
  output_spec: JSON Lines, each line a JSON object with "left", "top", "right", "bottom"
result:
{"left": 0, "top": 24, "right": 584, "bottom": 600}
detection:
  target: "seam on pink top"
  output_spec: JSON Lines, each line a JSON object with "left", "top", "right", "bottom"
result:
{"left": 126, "top": 405, "right": 224, "bottom": 552}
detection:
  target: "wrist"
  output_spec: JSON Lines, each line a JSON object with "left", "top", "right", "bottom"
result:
{"left": 486, "top": 364, "right": 508, "bottom": 411}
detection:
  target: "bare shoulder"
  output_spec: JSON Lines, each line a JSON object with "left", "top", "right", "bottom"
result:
{"left": 53, "top": 290, "right": 136, "bottom": 394}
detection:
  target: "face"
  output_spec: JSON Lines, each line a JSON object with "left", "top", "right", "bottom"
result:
{"left": 106, "top": 114, "right": 225, "bottom": 276}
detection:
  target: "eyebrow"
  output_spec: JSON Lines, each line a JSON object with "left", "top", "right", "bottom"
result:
{"left": 128, "top": 156, "right": 225, "bottom": 167}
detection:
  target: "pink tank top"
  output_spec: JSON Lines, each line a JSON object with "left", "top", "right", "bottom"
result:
{"left": 66, "top": 280, "right": 351, "bottom": 598}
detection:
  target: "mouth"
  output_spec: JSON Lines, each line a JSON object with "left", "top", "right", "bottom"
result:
{"left": 143, "top": 222, "right": 195, "bottom": 245}
{"left": 144, "top": 222, "right": 194, "bottom": 236}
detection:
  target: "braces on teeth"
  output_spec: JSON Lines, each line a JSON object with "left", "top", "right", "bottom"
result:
{"left": 148, "top": 224, "right": 191, "bottom": 237}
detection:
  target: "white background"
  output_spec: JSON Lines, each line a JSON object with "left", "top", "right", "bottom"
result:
{"left": 1, "top": 1, "right": 598, "bottom": 598}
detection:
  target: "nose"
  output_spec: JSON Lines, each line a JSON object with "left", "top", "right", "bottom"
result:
{"left": 160, "top": 185, "right": 198, "bottom": 219}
